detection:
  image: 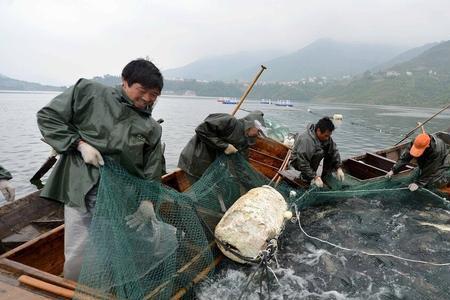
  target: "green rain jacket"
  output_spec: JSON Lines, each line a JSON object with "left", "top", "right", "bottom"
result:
{"left": 0, "top": 165, "right": 12, "bottom": 180}
{"left": 177, "top": 112, "right": 264, "bottom": 179}
{"left": 37, "top": 79, "right": 163, "bottom": 212}
{"left": 290, "top": 123, "right": 342, "bottom": 181}
{"left": 392, "top": 134, "right": 450, "bottom": 188}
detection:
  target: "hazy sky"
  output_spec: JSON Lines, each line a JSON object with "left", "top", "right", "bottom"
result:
{"left": 1, "top": 0, "right": 449, "bottom": 85}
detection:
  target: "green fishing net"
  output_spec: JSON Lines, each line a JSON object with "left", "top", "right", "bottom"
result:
{"left": 74, "top": 153, "right": 448, "bottom": 299}
{"left": 291, "top": 168, "right": 450, "bottom": 210}
{"left": 74, "top": 155, "right": 272, "bottom": 299}
{"left": 264, "top": 119, "right": 291, "bottom": 143}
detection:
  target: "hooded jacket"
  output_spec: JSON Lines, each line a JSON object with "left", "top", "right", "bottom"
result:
{"left": 37, "top": 79, "right": 163, "bottom": 212}
{"left": 177, "top": 112, "right": 264, "bottom": 179}
{"left": 290, "top": 123, "right": 341, "bottom": 181}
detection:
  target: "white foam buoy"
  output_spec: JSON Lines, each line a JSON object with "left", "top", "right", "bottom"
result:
{"left": 214, "top": 185, "right": 290, "bottom": 264}
{"left": 333, "top": 114, "right": 343, "bottom": 120}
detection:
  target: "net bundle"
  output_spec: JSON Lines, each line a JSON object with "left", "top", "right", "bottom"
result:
{"left": 74, "top": 155, "right": 271, "bottom": 299}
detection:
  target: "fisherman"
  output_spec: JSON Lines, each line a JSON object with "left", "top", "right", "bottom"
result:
{"left": 37, "top": 58, "right": 164, "bottom": 280}
{"left": 290, "top": 117, "right": 344, "bottom": 188}
{"left": 0, "top": 165, "right": 15, "bottom": 202}
{"left": 177, "top": 111, "right": 266, "bottom": 183}
{"left": 386, "top": 130, "right": 450, "bottom": 191}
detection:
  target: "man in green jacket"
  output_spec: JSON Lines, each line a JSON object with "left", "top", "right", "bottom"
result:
{"left": 386, "top": 131, "right": 450, "bottom": 191}
{"left": 37, "top": 59, "right": 164, "bottom": 280}
{"left": 290, "top": 117, "right": 344, "bottom": 188}
{"left": 177, "top": 111, "right": 266, "bottom": 183}
{"left": 0, "top": 165, "right": 15, "bottom": 202}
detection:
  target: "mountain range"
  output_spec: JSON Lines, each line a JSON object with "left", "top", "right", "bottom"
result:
{"left": 0, "top": 74, "right": 64, "bottom": 91}
{"left": 164, "top": 39, "right": 406, "bottom": 81}
{"left": 163, "top": 50, "right": 285, "bottom": 81}
{"left": 2, "top": 38, "right": 450, "bottom": 107}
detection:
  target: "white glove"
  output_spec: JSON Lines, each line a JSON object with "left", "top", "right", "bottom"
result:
{"left": 77, "top": 141, "right": 104, "bottom": 168}
{"left": 311, "top": 176, "right": 324, "bottom": 188}
{"left": 125, "top": 200, "right": 157, "bottom": 232}
{"left": 336, "top": 168, "right": 345, "bottom": 182}
{"left": 224, "top": 144, "right": 238, "bottom": 155}
{"left": 408, "top": 183, "right": 419, "bottom": 192}
{"left": 0, "top": 179, "right": 15, "bottom": 202}
{"left": 385, "top": 170, "right": 394, "bottom": 179}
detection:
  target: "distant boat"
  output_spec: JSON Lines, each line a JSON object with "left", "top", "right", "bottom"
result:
{"left": 275, "top": 100, "right": 293, "bottom": 107}
{"left": 260, "top": 99, "right": 272, "bottom": 104}
{"left": 222, "top": 98, "right": 239, "bottom": 104}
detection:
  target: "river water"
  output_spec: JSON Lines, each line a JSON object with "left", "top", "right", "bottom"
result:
{"left": 0, "top": 91, "right": 449, "bottom": 299}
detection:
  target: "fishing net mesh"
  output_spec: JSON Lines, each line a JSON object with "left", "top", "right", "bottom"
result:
{"left": 74, "top": 154, "right": 449, "bottom": 299}
{"left": 74, "top": 155, "right": 271, "bottom": 299}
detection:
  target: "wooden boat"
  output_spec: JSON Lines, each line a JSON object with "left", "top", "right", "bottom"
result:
{"left": 260, "top": 99, "right": 272, "bottom": 105}
{"left": 341, "top": 131, "right": 450, "bottom": 195}
{"left": 221, "top": 98, "right": 239, "bottom": 105}
{"left": 0, "top": 136, "right": 290, "bottom": 299}
{"left": 274, "top": 100, "right": 293, "bottom": 107}
{"left": 276, "top": 131, "right": 450, "bottom": 196}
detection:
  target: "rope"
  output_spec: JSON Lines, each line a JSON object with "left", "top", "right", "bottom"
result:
{"left": 237, "top": 247, "right": 278, "bottom": 300}
{"left": 293, "top": 204, "right": 450, "bottom": 267}
{"left": 421, "top": 187, "right": 449, "bottom": 201}
{"left": 237, "top": 259, "right": 265, "bottom": 300}
{"left": 420, "top": 187, "right": 450, "bottom": 209}
{"left": 312, "top": 187, "right": 409, "bottom": 194}
{"left": 349, "top": 121, "right": 396, "bottom": 136}
{"left": 265, "top": 262, "right": 271, "bottom": 300}
{"left": 289, "top": 185, "right": 317, "bottom": 208}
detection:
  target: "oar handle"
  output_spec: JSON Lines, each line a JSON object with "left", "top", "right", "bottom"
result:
{"left": 394, "top": 102, "right": 450, "bottom": 146}
{"left": 231, "top": 65, "right": 267, "bottom": 116}
{"left": 19, "top": 275, "right": 74, "bottom": 299}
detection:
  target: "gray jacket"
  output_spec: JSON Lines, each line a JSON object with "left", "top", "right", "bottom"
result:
{"left": 392, "top": 134, "right": 450, "bottom": 187}
{"left": 290, "top": 124, "right": 341, "bottom": 181}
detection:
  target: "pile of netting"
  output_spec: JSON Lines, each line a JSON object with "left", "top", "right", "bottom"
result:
{"left": 74, "top": 154, "right": 450, "bottom": 299}
{"left": 74, "top": 154, "right": 273, "bottom": 299}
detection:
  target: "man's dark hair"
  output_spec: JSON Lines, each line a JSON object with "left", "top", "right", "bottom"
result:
{"left": 316, "top": 117, "right": 335, "bottom": 132}
{"left": 122, "top": 59, "right": 164, "bottom": 91}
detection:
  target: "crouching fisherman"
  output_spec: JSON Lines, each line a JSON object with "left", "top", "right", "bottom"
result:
{"left": 177, "top": 110, "right": 266, "bottom": 184}
{"left": 289, "top": 117, "right": 344, "bottom": 188}
{"left": 386, "top": 130, "right": 450, "bottom": 191}
{"left": 36, "top": 59, "right": 165, "bottom": 281}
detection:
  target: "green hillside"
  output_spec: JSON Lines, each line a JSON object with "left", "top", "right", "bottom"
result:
{"left": 316, "top": 41, "right": 450, "bottom": 106}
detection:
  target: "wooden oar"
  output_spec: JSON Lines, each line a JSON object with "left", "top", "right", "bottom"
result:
{"left": 395, "top": 102, "right": 450, "bottom": 146}
{"left": 30, "top": 156, "right": 57, "bottom": 182}
{"left": 269, "top": 149, "right": 292, "bottom": 187}
{"left": 19, "top": 275, "right": 74, "bottom": 299}
{"left": 30, "top": 140, "right": 57, "bottom": 182}
{"left": 231, "top": 65, "right": 267, "bottom": 116}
